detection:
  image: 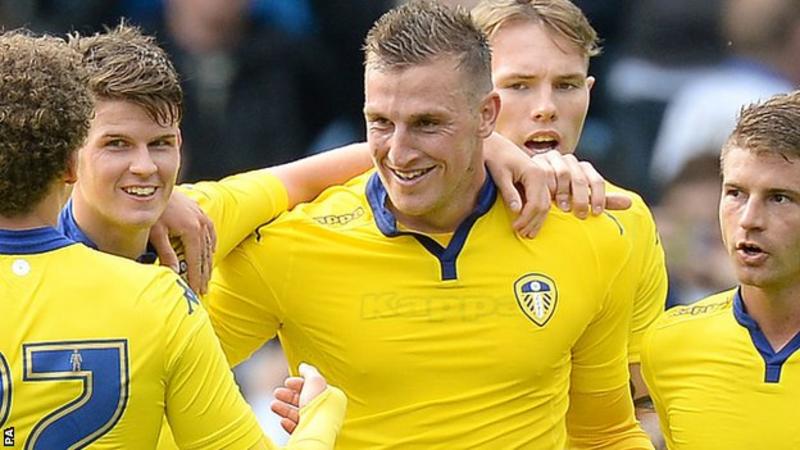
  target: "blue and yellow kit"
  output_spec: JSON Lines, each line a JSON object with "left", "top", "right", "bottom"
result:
{"left": 208, "top": 171, "right": 652, "bottom": 449}
{"left": 0, "top": 227, "right": 345, "bottom": 449}
{"left": 641, "top": 288, "right": 800, "bottom": 449}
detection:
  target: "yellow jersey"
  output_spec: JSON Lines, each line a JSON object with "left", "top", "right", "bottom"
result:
{"left": 208, "top": 171, "right": 651, "bottom": 449}
{"left": 605, "top": 182, "right": 668, "bottom": 363}
{"left": 641, "top": 288, "right": 800, "bottom": 449}
{"left": 0, "top": 227, "right": 345, "bottom": 449}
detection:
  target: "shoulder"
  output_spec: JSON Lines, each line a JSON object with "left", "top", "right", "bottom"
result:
{"left": 69, "top": 245, "right": 187, "bottom": 307}
{"left": 261, "top": 171, "right": 374, "bottom": 232}
{"left": 647, "top": 289, "right": 735, "bottom": 338}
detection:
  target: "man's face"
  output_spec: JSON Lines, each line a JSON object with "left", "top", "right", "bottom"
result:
{"left": 719, "top": 145, "right": 800, "bottom": 290}
{"left": 364, "top": 57, "right": 498, "bottom": 232}
{"left": 490, "top": 20, "right": 594, "bottom": 155}
{"left": 73, "top": 99, "right": 181, "bottom": 232}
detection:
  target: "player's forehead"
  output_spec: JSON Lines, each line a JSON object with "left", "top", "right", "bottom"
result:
{"left": 490, "top": 20, "right": 589, "bottom": 78}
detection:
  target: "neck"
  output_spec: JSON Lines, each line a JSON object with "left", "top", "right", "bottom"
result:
{"left": 71, "top": 195, "right": 149, "bottom": 260}
{"left": 741, "top": 284, "right": 800, "bottom": 351}
{"left": 393, "top": 167, "right": 487, "bottom": 234}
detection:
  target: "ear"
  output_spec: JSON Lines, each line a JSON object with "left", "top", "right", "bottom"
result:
{"left": 477, "top": 91, "right": 501, "bottom": 139}
{"left": 587, "top": 75, "right": 596, "bottom": 93}
{"left": 176, "top": 127, "right": 183, "bottom": 170}
{"left": 63, "top": 150, "right": 79, "bottom": 185}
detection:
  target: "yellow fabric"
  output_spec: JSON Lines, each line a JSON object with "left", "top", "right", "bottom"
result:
{"left": 208, "top": 171, "right": 650, "bottom": 449}
{"left": 0, "top": 242, "right": 263, "bottom": 449}
{"left": 171, "top": 170, "right": 289, "bottom": 281}
{"left": 641, "top": 289, "right": 800, "bottom": 449}
{"left": 605, "top": 182, "right": 668, "bottom": 364}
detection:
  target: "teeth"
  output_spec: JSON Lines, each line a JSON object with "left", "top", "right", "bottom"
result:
{"left": 530, "top": 136, "right": 557, "bottom": 143}
{"left": 123, "top": 186, "right": 156, "bottom": 196}
{"left": 394, "top": 168, "right": 429, "bottom": 180}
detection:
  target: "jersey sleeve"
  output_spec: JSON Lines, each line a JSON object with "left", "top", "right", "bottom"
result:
{"left": 640, "top": 315, "right": 674, "bottom": 448}
{"left": 566, "top": 240, "right": 653, "bottom": 449}
{"left": 177, "top": 169, "right": 290, "bottom": 264}
{"left": 628, "top": 206, "right": 668, "bottom": 364}
{"left": 284, "top": 387, "right": 347, "bottom": 450}
{"left": 154, "top": 274, "right": 271, "bottom": 450}
{"left": 206, "top": 236, "right": 284, "bottom": 366}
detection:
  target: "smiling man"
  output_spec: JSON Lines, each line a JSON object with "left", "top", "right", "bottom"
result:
{"left": 641, "top": 91, "right": 800, "bottom": 449}
{"left": 208, "top": 2, "right": 651, "bottom": 447}
{"left": 471, "top": 1, "right": 669, "bottom": 445}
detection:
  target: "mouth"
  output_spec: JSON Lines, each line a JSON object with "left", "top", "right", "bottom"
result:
{"left": 735, "top": 241, "right": 768, "bottom": 262}
{"left": 389, "top": 166, "right": 435, "bottom": 183}
{"left": 524, "top": 134, "right": 560, "bottom": 155}
{"left": 121, "top": 186, "right": 158, "bottom": 198}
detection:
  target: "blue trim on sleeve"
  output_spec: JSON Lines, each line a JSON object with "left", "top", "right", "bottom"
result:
{"left": 365, "top": 170, "right": 496, "bottom": 281}
{"left": 733, "top": 288, "right": 800, "bottom": 383}
{"left": 0, "top": 227, "right": 75, "bottom": 255}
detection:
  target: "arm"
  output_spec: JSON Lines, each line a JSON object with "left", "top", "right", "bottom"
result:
{"left": 640, "top": 322, "right": 675, "bottom": 449}
{"left": 566, "top": 244, "right": 652, "bottom": 449}
{"left": 482, "top": 133, "right": 631, "bottom": 238}
{"left": 205, "top": 235, "right": 283, "bottom": 366}
{"left": 626, "top": 205, "right": 669, "bottom": 449}
{"left": 160, "top": 276, "right": 345, "bottom": 449}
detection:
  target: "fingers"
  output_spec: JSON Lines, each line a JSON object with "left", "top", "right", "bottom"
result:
{"left": 513, "top": 176, "right": 550, "bottom": 238}
{"left": 533, "top": 150, "right": 571, "bottom": 212}
{"left": 149, "top": 223, "right": 179, "bottom": 272}
{"left": 182, "top": 224, "right": 206, "bottom": 295}
{"left": 562, "top": 155, "right": 590, "bottom": 219}
{"left": 606, "top": 192, "right": 632, "bottom": 210}
{"left": 297, "top": 363, "right": 328, "bottom": 408}
{"left": 578, "top": 161, "right": 606, "bottom": 216}
{"left": 280, "top": 417, "right": 298, "bottom": 434}
{"left": 495, "top": 177, "right": 522, "bottom": 214}
{"left": 270, "top": 397, "right": 300, "bottom": 425}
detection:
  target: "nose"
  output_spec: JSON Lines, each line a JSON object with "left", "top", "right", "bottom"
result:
{"left": 129, "top": 146, "right": 158, "bottom": 177}
{"left": 386, "top": 126, "right": 418, "bottom": 167}
{"left": 739, "top": 198, "right": 765, "bottom": 231}
{"left": 530, "top": 87, "right": 557, "bottom": 122}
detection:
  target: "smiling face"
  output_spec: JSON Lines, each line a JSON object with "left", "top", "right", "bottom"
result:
{"left": 719, "top": 145, "right": 800, "bottom": 291}
{"left": 490, "top": 20, "right": 593, "bottom": 155}
{"left": 364, "top": 57, "right": 498, "bottom": 233}
{"left": 72, "top": 99, "right": 181, "bottom": 233}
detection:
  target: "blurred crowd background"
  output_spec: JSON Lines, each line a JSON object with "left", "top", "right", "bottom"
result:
{"left": 3, "top": 0, "right": 798, "bottom": 441}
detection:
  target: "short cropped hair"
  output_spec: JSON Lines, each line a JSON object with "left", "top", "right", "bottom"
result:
{"left": 69, "top": 23, "right": 182, "bottom": 127}
{"left": 364, "top": 0, "right": 493, "bottom": 98}
{"left": 724, "top": 91, "right": 800, "bottom": 160}
{"left": 0, "top": 31, "right": 93, "bottom": 217}
{"left": 472, "top": 0, "right": 601, "bottom": 59}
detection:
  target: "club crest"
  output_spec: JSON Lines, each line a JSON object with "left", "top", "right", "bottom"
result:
{"left": 514, "top": 273, "right": 558, "bottom": 327}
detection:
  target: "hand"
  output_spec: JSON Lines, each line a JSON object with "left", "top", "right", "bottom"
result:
{"left": 270, "top": 363, "right": 328, "bottom": 434}
{"left": 531, "top": 150, "right": 632, "bottom": 219}
{"left": 149, "top": 190, "right": 217, "bottom": 294}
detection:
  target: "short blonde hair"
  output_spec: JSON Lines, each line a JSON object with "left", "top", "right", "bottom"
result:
{"left": 364, "top": 0, "right": 493, "bottom": 98}
{"left": 472, "top": 0, "right": 601, "bottom": 59}
{"left": 724, "top": 91, "right": 800, "bottom": 160}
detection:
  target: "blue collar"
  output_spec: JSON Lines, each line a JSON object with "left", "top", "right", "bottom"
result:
{"left": 57, "top": 198, "right": 96, "bottom": 250}
{"left": 0, "top": 227, "right": 75, "bottom": 255}
{"left": 57, "top": 198, "right": 158, "bottom": 264}
{"left": 733, "top": 288, "right": 800, "bottom": 383}
{"left": 365, "top": 169, "right": 496, "bottom": 281}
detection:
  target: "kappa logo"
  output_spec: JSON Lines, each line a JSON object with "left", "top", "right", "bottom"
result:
{"left": 313, "top": 207, "right": 365, "bottom": 226}
{"left": 514, "top": 273, "right": 558, "bottom": 327}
